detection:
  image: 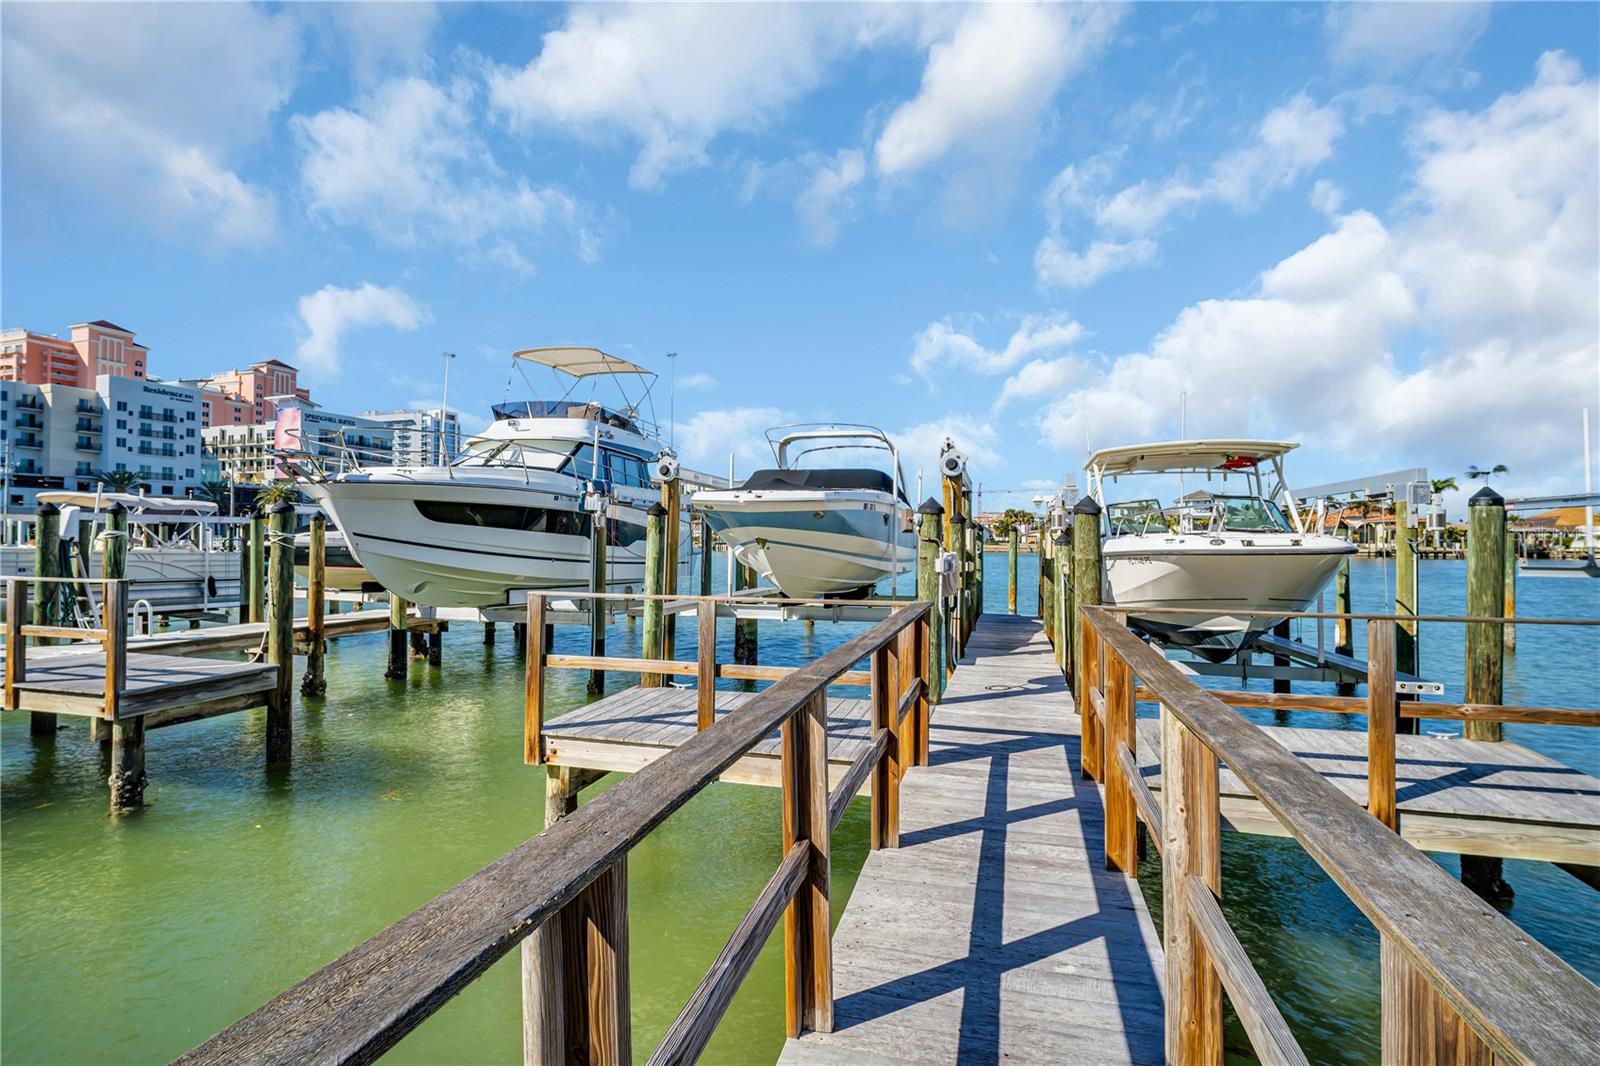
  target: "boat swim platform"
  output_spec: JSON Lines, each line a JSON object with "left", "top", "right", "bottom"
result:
{"left": 1134, "top": 720, "right": 1600, "bottom": 866}
{"left": 781, "top": 613, "right": 1166, "bottom": 1064}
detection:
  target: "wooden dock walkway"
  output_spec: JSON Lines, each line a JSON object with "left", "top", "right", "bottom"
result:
{"left": 780, "top": 613, "right": 1166, "bottom": 1065}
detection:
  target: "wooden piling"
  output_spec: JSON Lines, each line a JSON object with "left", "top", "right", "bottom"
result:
{"left": 247, "top": 509, "right": 266, "bottom": 624}
{"left": 916, "top": 500, "right": 943, "bottom": 706}
{"left": 91, "top": 504, "right": 131, "bottom": 746}
{"left": 1054, "top": 529, "right": 1071, "bottom": 676}
{"left": 733, "top": 562, "right": 759, "bottom": 690}
{"left": 1039, "top": 526, "right": 1054, "bottom": 645}
{"left": 1462, "top": 488, "right": 1512, "bottom": 901}
{"left": 1272, "top": 619, "right": 1292, "bottom": 695}
{"left": 1366, "top": 620, "right": 1398, "bottom": 831}
{"left": 385, "top": 592, "right": 408, "bottom": 680}
{"left": 1007, "top": 527, "right": 1018, "bottom": 615}
{"left": 104, "top": 580, "right": 143, "bottom": 813}
{"left": 588, "top": 502, "right": 608, "bottom": 697}
{"left": 1503, "top": 525, "right": 1517, "bottom": 652}
{"left": 698, "top": 522, "right": 715, "bottom": 596}
{"left": 1393, "top": 500, "right": 1420, "bottom": 734}
{"left": 301, "top": 514, "right": 327, "bottom": 697}
{"left": 1334, "top": 558, "right": 1354, "bottom": 696}
{"left": 1072, "top": 497, "right": 1102, "bottom": 776}
{"left": 30, "top": 502, "right": 60, "bottom": 736}
{"left": 660, "top": 475, "right": 682, "bottom": 657}
{"left": 483, "top": 621, "right": 496, "bottom": 646}
{"left": 642, "top": 503, "right": 666, "bottom": 688}
{"left": 265, "top": 501, "right": 295, "bottom": 765}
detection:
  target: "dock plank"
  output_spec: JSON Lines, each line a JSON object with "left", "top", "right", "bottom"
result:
{"left": 780, "top": 614, "right": 1166, "bottom": 1065}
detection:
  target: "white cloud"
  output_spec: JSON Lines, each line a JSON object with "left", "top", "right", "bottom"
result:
{"left": 678, "top": 372, "right": 718, "bottom": 391}
{"left": 1310, "top": 178, "right": 1347, "bottom": 216}
{"left": 487, "top": 4, "right": 906, "bottom": 190}
{"left": 1034, "top": 93, "right": 1344, "bottom": 288}
{"left": 893, "top": 415, "right": 1003, "bottom": 490}
{"left": 1035, "top": 54, "right": 1597, "bottom": 483}
{"left": 1034, "top": 236, "right": 1156, "bottom": 288}
{"left": 874, "top": 2, "right": 1124, "bottom": 178}
{"left": 294, "top": 76, "right": 600, "bottom": 267}
{"left": 309, "top": 3, "right": 441, "bottom": 84}
{"left": 911, "top": 314, "right": 1084, "bottom": 378}
{"left": 1, "top": 3, "right": 297, "bottom": 246}
{"left": 1325, "top": 3, "right": 1490, "bottom": 74}
{"left": 796, "top": 149, "right": 867, "bottom": 248}
{"left": 994, "top": 357, "right": 1084, "bottom": 412}
{"left": 676, "top": 407, "right": 797, "bottom": 474}
{"left": 295, "top": 283, "right": 431, "bottom": 379}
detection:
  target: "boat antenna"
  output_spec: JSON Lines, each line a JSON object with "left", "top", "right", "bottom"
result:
{"left": 1178, "top": 390, "right": 1187, "bottom": 503}
{"left": 667, "top": 352, "right": 677, "bottom": 451}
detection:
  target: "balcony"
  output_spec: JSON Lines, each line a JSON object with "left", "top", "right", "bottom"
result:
{"left": 136, "top": 445, "right": 178, "bottom": 458}
{"left": 75, "top": 464, "right": 94, "bottom": 477}
{"left": 75, "top": 419, "right": 101, "bottom": 433}
{"left": 15, "top": 396, "right": 41, "bottom": 409}
{"left": 75, "top": 437, "right": 98, "bottom": 451}
{"left": 137, "top": 408, "right": 178, "bottom": 423}
{"left": 75, "top": 400, "right": 97, "bottom": 413}
{"left": 15, "top": 435, "right": 43, "bottom": 449}
{"left": 14, "top": 414, "right": 43, "bottom": 429}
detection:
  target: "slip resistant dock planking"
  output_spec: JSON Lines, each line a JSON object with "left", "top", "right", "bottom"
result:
{"left": 542, "top": 687, "right": 876, "bottom": 788}
{"left": 780, "top": 614, "right": 1167, "bottom": 1065}
{"left": 1132, "top": 719, "right": 1600, "bottom": 865}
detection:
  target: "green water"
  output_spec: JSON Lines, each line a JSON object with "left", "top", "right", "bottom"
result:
{"left": 2, "top": 556, "right": 1596, "bottom": 1064}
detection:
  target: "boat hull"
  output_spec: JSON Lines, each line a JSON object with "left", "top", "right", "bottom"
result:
{"left": 302, "top": 473, "right": 682, "bottom": 608}
{"left": 1103, "top": 535, "right": 1355, "bottom": 660}
{"left": 695, "top": 490, "right": 915, "bottom": 599}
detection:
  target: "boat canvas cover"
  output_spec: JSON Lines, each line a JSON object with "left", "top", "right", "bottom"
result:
{"left": 35, "top": 491, "right": 218, "bottom": 514}
{"left": 740, "top": 468, "right": 897, "bottom": 495}
{"left": 1086, "top": 439, "right": 1297, "bottom": 476}
{"left": 511, "top": 347, "right": 651, "bottom": 378}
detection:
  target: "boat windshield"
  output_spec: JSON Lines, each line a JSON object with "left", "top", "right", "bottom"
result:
{"left": 454, "top": 439, "right": 573, "bottom": 471}
{"left": 1211, "top": 495, "right": 1291, "bottom": 532}
{"left": 1107, "top": 500, "right": 1166, "bottom": 535}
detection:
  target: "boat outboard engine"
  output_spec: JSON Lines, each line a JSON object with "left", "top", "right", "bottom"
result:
{"left": 939, "top": 440, "right": 967, "bottom": 480}
{"left": 654, "top": 452, "right": 680, "bottom": 483}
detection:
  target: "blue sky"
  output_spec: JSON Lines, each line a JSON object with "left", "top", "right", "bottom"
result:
{"left": 3, "top": 2, "right": 1596, "bottom": 512}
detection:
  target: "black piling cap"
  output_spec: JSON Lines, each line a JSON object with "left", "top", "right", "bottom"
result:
{"left": 271, "top": 499, "right": 296, "bottom": 514}
{"left": 647, "top": 502, "right": 668, "bottom": 517}
{"left": 916, "top": 497, "right": 945, "bottom": 515}
{"left": 35, "top": 501, "right": 59, "bottom": 518}
{"left": 1468, "top": 486, "right": 1504, "bottom": 508}
{"left": 1054, "top": 529, "right": 1070, "bottom": 545}
{"left": 105, "top": 501, "right": 126, "bottom": 516}
{"left": 1072, "top": 495, "right": 1103, "bottom": 515}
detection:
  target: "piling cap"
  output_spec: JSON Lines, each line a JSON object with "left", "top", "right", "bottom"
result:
{"left": 34, "top": 501, "right": 59, "bottom": 518}
{"left": 271, "top": 499, "right": 296, "bottom": 515}
{"left": 1072, "top": 495, "right": 1103, "bottom": 515}
{"left": 647, "top": 502, "right": 668, "bottom": 517}
{"left": 916, "top": 497, "right": 944, "bottom": 515}
{"left": 105, "top": 501, "right": 126, "bottom": 516}
{"left": 1054, "top": 529, "right": 1070, "bottom": 545}
{"left": 1468, "top": 486, "right": 1504, "bottom": 508}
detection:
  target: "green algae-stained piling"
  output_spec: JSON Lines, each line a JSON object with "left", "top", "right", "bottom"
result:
{"left": 246, "top": 509, "right": 266, "bottom": 624}
{"left": 641, "top": 502, "right": 667, "bottom": 688}
{"left": 1055, "top": 526, "right": 1071, "bottom": 676}
{"left": 265, "top": 502, "right": 295, "bottom": 765}
{"left": 1071, "top": 495, "right": 1102, "bottom": 772}
{"left": 1007, "top": 527, "right": 1018, "bottom": 613}
{"left": 1394, "top": 498, "right": 1420, "bottom": 733}
{"left": 30, "top": 502, "right": 61, "bottom": 736}
{"left": 1464, "top": 487, "right": 1512, "bottom": 902}
{"left": 300, "top": 514, "right": 327, "bottom": 698}
{"left": 384, "top": 591, "right": 408, "bottom": 680}
{"left": 916, "top": 499, "right": 943, "bottom": 706}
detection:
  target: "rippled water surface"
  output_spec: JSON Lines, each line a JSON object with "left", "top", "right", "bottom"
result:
{"left": 2, "top": 553, "right": 1595, "bottom": 1063}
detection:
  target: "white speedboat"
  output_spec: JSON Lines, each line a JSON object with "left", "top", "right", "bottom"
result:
{"left": 1086, "top": 440, "right": 1355, "bottom": 660}
{"left": 292, "top": 347, "right": 690, "bottom": 608}
{"left": 693, "top": 425, "right": 915, "bottom": 599}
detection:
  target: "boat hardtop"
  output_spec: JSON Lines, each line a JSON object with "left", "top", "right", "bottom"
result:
{"left": 1085, "top": 439, "right": 1298, "bottom": 477}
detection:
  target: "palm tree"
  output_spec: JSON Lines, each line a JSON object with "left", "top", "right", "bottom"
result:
{"left": 194, "top": 479, "right": 232, "bottom": 515}
{"left": 256, "top": 482, "right": 302, "bottom": 509}
{"left": 1431, "top": 477, "right": 1458, "bottom": 494}
{"left": 96, "top": 469, "right": 146, "bottom": 493}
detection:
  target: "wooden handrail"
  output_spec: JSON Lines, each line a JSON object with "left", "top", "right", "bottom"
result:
{"left": 828, "top": 730, "right": 888, "bottom": 835}
{"left": 541, "top": 655, "right": 874, "bottom": 688}
{"left": 178, "top": 599, "right": 931, "bottom": 1065}
{"left": 1133, "top": 686, "right": 1600, "bottom": 727}
{"left": 1084, "top": 605, "right": 1600, "bottom": 1065}
{"left": 1116, "top": 743, "right": 1162, "bottom": 850}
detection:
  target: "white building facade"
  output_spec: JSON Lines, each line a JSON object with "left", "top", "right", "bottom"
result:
{"left": 363, "top": 409, "right": 462, "bottom": 466}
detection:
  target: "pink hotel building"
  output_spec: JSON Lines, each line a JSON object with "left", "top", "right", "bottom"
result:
{"left": 1, "top": 320, "right": 312, "bottom": 429}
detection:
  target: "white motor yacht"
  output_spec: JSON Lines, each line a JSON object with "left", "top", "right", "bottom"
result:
{"left": 292, "top": 347, "right": 690, "bottom": 608}
{"left": 693, "top": 425, "right": 915, "bottom": 600}
{"left": 1086, "top": 440, "right": 1355, "bottom": 660}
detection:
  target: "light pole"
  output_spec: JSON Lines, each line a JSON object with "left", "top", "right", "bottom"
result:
{"left": 439, "top": 351, "right": 456, "bottom": 464}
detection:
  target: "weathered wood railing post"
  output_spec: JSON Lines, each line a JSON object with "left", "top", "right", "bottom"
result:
{"left": 247, "top": 506, "right": 266, "bottom": 625}
{"left": 1379, "top": 938, "right": 1499, "bottom": 1064}
{"left": 588, "top": 493, "right": 609, "bottom": 698}
{"left": 1102, "top": 622, "right": 1137, "bottom": 874}
{"left": 916, "top": 500, "right": 943, "bottom": 707}
{"left": 1161, "top": 701, "right": 1223, "bottom": 1065}
{"left": 696, "top": 599, "right": 716, "bottom": 731}
{"left": 385, "top": 592, "right": 408, "bottom": 680}
{"left": 870, "top": 638, "right": 898, "bottom": 849}
{"left": 104, "top": 580, "right": 141, "bottom": 813}
{"left": 1463, "top": 487, "right": 1511, "bottom": 901}
{"left": 1393, "top": 498, "right": 1419, "bottom": 733}
{"left": 1007, "top": 527, "right": 1018, "bottom": 614}
{"left": 523, "top": 595, "right": 547, "bottom": 765}
{"left": 1072, "top": 497, "right": 1103, "bottom": 778}
{"left": 906, "top": 615, "right": 929, "bottom": 767}
{"left": 265, "top": 500, "right": 296, "bottom": 765}
{"left": 30, "top": 501, "right": 61, "bottom": 736}
{"left": 1366, "top": 620, "right": 1397, "bottom": 831}
{"left": 642, "top": 503, "right": 667, "bottom": 688}
{"left": 301, "top": 513, "right": 327, "bottom": 697}
{"left": 782, "top": 690, "right": 832, "bottom": 1037}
